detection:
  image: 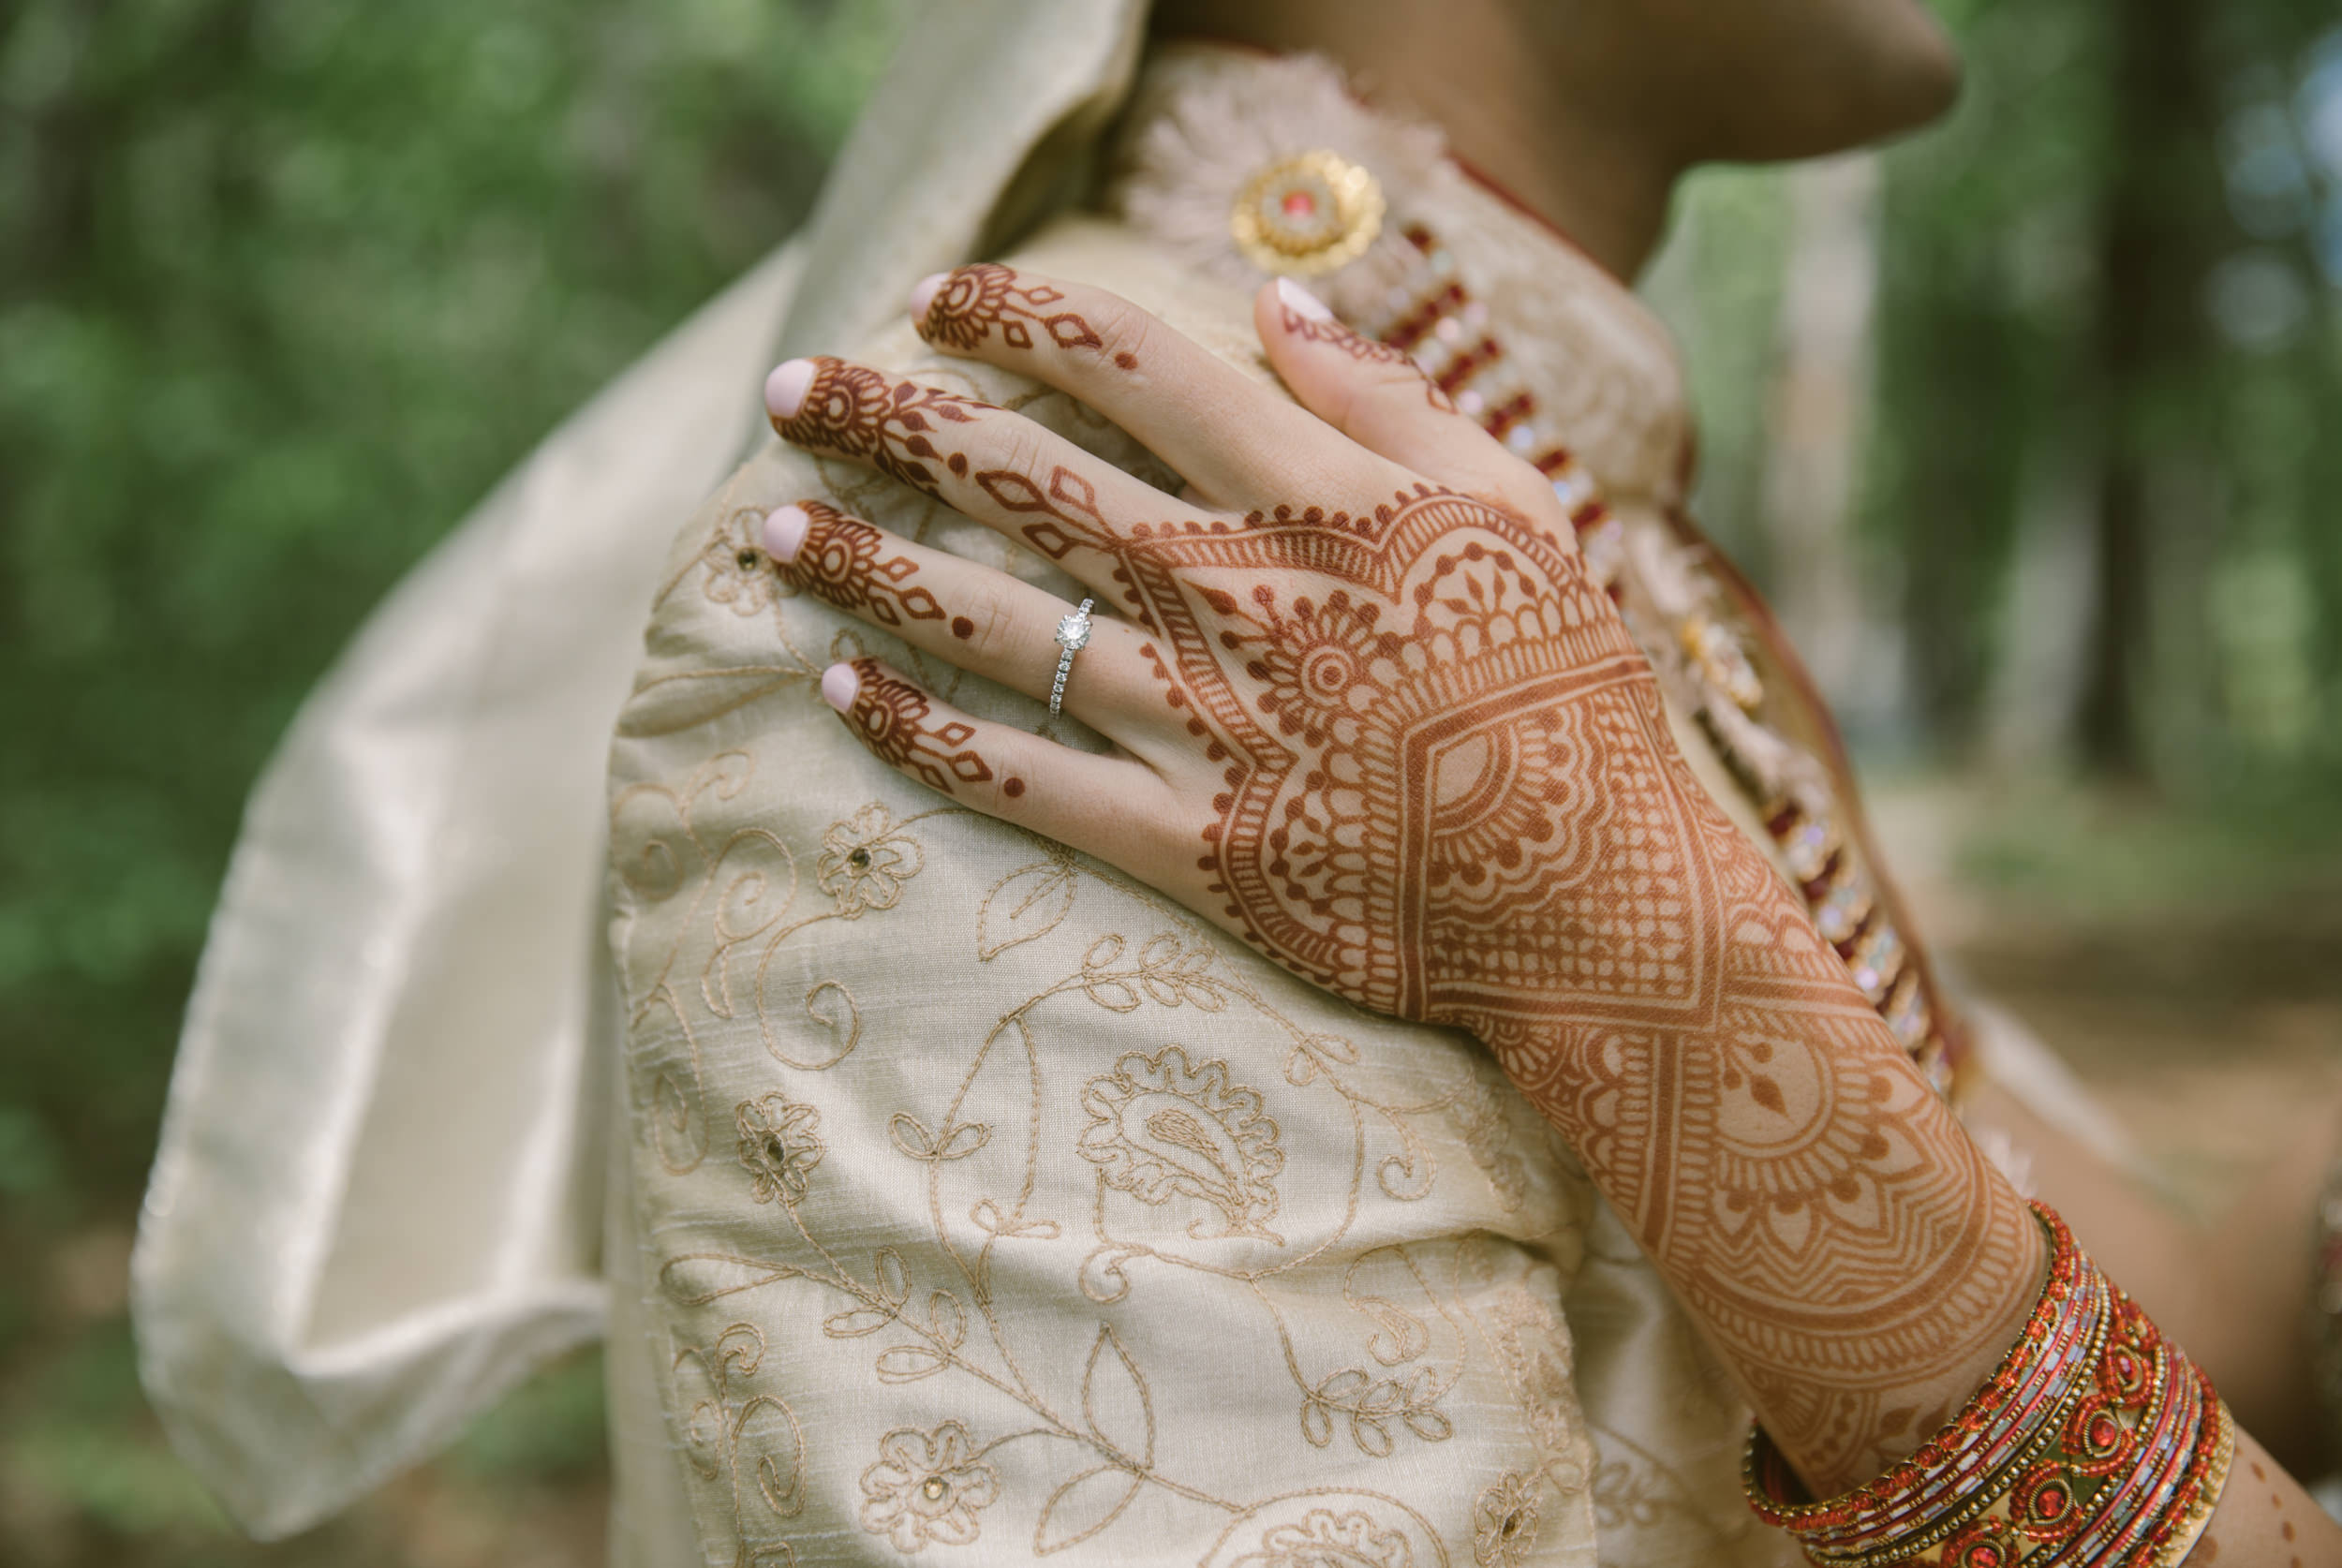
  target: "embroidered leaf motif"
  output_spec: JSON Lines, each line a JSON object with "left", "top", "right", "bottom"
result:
{"left": 1081, "top": 1325, "right": 1154, "bottom": 1467}
{"left": 970, "top": 1199, "right": 1060, "bottom": 1241}
{"left": 889, "top": 1113, "right": 993, "bottom": 1162}
{"left": 874, "top": 1344, "right": 949, "bottom": 1383}
{"left": 1034, "top": 1464, "right": 1141, "bottom": 1556}
{"left": 874, "top": 1248, "right": 911, "bottom": 1308}
{"left": 658, "top": 1252, "right": 801, "bottom": 1306}
{"left": 823, "top": 1306, "right": 893, "bottom": 1339}
{"left": 928, "top": 1290, "right": 966, "bottom": 1350}
{"left": 977, "top": 859, "right": 1076, "bottom": 959}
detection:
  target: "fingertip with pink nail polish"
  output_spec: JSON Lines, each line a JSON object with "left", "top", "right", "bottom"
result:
{"left": 909, "top": 271, "right": 950, "bottom": 325}
{"left": 762, "top": 504, "right": 809, "bottom": 564}
{"left": 821, "top": 663, "right": 860, "bottom": 714}
{"left": 764, "top": 359, "right": 814, "bottom": 422}
{"left": 1275, "top": 276, "right": 1334, "bottom": 324}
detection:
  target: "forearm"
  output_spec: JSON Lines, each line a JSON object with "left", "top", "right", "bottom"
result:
{"left": 1445, "top": 756, "right": 2339, "bottom": 1557}
{"left": 1469, "top": 865, "right": 2045, "bottom": 1494}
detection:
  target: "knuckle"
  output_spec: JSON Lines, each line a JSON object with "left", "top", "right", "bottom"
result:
{"left": 1087, "top": 298, "right": 1153, "bottom": 371}
{"left": 961, "top": 590, "right": 1024, "bottom": 670}
{"left": 988, "top": 425, "right": 1052, "bottom": 481}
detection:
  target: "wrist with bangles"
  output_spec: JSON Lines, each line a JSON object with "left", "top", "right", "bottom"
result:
{"left": 1744, "top": 1202, "right": 2234, "bottom": 1567}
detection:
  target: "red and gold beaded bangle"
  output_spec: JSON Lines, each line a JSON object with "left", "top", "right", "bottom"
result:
{"left": 1745, "top": 1202, "right": 2235, "bottom": 1568}
{"left": 1746, "top": 1205, "right": 2093, "bottom": 1541}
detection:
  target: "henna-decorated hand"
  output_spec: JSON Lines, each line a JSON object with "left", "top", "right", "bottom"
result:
{"left": 760, "top": 265, "right": 2039, "bottom": 1493}
{"left": 768, "top": 268, "right": 1651, "bottom": 1031}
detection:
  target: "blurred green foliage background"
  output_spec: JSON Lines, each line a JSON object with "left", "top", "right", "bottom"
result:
{"left": 2, "top": 0, "right": 2338, "bottom": 1562}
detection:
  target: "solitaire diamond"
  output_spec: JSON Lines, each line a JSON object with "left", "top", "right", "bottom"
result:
{"left": 1056, "top": 612, "right": 1090, "bottom": 650}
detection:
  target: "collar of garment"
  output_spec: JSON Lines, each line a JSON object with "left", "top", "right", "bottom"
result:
{"left": 1104, "top": 41, "right": 1692, "bottom": 513}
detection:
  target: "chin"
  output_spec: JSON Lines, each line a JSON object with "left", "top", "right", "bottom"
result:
{"left": 1863, "top": 16, "right": 1964, "bottom": 139}
{"left": 1695, "top": 0, "right": 1967, "bottom": 161}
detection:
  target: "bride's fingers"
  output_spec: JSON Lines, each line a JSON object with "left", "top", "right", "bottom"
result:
{"left": 908, "top": 265, "right": 1404, "bottom": 510}
{"left": 766, "top": 356, "right": 1175, "bottom": 591}
{"left": 1252, "top": 279, "right": 1569, "bottom": 528}
{"left": 764, "top": 501, "right": 1160, "bottom": 736}
{"left": 823, "top": 656, "right": 1178, "bottom": 864}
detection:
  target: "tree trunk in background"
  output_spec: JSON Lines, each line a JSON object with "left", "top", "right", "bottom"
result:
{"left": 2080, "top": 0, "right": 2219, "bottom": 777}
{"left": 1761, "top": 155, "right": 1886, "bottom": 727}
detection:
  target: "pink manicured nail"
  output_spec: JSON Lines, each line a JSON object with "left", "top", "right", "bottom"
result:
{"left": 764, "top": 359, "right": 815, "bottom": 422}
{"left": 1276, "top": 276, "right": 1334, "bottom": 323}
{"left": 821, "top": 663, "right": 860, "bottom": 713}
{"left": 909, "top": 271, "right": 950, "bottom": 323}
{"left": 762, "top": 505, "right": 810, "bottom": 564}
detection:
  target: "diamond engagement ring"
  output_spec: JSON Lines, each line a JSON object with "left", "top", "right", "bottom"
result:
{"left": 1049, "top": 598, "right": 1094, "bottom": 717}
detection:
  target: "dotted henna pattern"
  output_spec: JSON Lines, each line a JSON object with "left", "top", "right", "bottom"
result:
{"left": 920, "top": 263, "right": 1134, "bottom": 369}
{"left": 842, "top": 656, "right": 992, "bottom": 797}
{"left": 781, "top": 315, "right": 2036, "bottom": 1488}
{"left": 781, "top": 500, "right": 944, "bottom": 628}
{"left": 1279, "top": 302, "right": 1457, "bottom": 412}
{"left": 778, "top": 359, "right": 986, "bottom": 499}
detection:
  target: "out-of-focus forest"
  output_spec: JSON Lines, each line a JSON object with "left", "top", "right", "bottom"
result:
{"left": 0, "top": 0, "right": 2336, "bottom": 1562}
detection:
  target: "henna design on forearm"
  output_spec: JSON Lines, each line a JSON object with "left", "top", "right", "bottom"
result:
{"left": 841, "top": 657, "right": 993, "bottom": 797}
{"left": 781, "top": 501, "right": 945, "bottom": 629}
{"left": 918, "top": 263, "right": 1135, "bottom": 369}
{"left": 784, "top": 357, "right": 2039, "bottom": 1492}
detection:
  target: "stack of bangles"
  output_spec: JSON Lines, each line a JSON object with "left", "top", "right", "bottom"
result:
{"left": 1744, "top": 1202, "right": 2234, "bottom": 1567}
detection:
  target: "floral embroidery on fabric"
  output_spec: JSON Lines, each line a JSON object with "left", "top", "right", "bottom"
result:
{"left": 699, "top": 508, "right": 789, "bottom": 618}
{"left": 736, "top": 1092, "right": 826, "bottom": 1207}
{"left": 858, "top": 1421, "right": 1001, "bottom": 1553}
{"left": 1472, "top": 1472, "right": 1542, "bottom": 1566}
{"left": 818, "top": 803, "right": 924, "bottom": 916}
{"left": 1077, "top": 1044, "right": 1285, "bottom": 1240}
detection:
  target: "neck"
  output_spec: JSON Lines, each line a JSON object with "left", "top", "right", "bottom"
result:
{"left": 1150, "top": 0, "right": 1686, "bottom": 280}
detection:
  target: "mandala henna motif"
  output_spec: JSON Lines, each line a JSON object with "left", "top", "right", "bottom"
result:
{"left": 786, "top": 359, "right": 2038, "bottom": 1492}
{"left": 782, "top": 500, "right": 945, "bottom": 629}
{"left": 919, "top": 262, "right": 1131, "bottom": 367}
{"left": 841, "top": 656, "right": 993, "bottom": 798}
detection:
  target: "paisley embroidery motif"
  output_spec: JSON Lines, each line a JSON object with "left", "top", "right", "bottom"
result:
{"left": 1227, "top": 1506, "right": 1417, "bottom": 1568}
{"left": 1077, "top": 1045, "right": 1285, "bottom": 1241}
